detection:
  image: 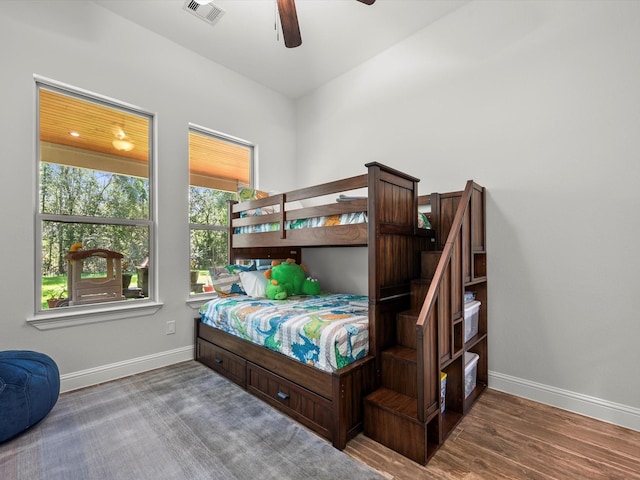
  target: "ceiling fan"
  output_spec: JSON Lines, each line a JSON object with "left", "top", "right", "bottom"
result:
{"left": 277, "top": 0, "right": 376, "bottom": 48}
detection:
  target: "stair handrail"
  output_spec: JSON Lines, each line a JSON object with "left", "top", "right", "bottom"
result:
{"left": 414, "top": 180, "right": 476, "bottom": 422}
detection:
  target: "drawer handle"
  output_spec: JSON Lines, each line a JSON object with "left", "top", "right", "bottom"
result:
{"left": 214, "top": 357, "right": 223, "bottom": 364}
{"left": 277, "top": 391, "right": 289, "bottom": 400}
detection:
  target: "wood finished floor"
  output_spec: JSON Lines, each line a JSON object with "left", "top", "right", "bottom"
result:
{"left": 344, "top": 389, "right": 640, "bottom": 480}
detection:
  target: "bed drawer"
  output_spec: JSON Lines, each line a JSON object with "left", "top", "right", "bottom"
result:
{"left": 197, "top": 338, "right": 246, "bottom": 388}
{"left": 247, "top": 363, "right": 333, "bottom": 440}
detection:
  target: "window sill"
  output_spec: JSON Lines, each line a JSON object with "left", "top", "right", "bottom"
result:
{"left": 26, "top": 300, "right": 164, "bottom": 330}
{"left": 186, "top": 293, "right": 217, "bottom": 311}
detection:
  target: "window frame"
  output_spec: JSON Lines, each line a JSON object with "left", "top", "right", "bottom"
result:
{"left": 187, "top": 123, "right": 254, "bottom": 301}
{"left": 28, "top": 75, "right": 161, "bottom": 330}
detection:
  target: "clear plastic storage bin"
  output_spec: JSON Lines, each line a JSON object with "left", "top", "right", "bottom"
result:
{"left": 464, "top": 352, "right": 479, "bottom": 399}
{"left": 464, "top": 300, "right": 481, "bottom": 343}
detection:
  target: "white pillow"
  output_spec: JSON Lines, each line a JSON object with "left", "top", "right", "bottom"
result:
{"left": 239, "top": 270, "right": 268, "bottom": 297}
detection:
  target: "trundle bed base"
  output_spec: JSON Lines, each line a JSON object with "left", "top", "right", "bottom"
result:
{"left": 195, "top": 318, "right": 376, "bottom": 449}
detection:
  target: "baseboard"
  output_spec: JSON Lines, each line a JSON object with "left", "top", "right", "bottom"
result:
{"left": 60, "top": 359, "right": 640, "bottom": 432}
{"left": 60, "top": 345, "right": 194, "bottom": 393}
{"left": 489, "top": 370, "right": 640, "bottom": 433}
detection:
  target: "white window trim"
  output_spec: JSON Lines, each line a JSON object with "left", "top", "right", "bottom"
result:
{"left": 186, "top": 297, "right": 213, "bottom": 311}
{"left": 26, "top": 301, "right": 164, "bottom": 330}
{"left": 187, "top": 123, "right": 255, "bottom": 301}
{"left": 32, "top": 75, "right": 159, "bottom": 327}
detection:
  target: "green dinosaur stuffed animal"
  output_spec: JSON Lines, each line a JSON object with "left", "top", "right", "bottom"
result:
{"left": 265, "top": 280, "right": 288, "bottom": 300}
{"left": 264, "top": 258, "right": 320, "bottom": 300}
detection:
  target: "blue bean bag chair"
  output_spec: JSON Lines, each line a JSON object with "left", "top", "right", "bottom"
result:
{"left": 0, "top": 350, "right": 60, "bottom": 443}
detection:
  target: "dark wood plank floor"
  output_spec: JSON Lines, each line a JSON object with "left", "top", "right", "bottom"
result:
{"left": 344, "top": 389, "right": 640, "bottom": 479}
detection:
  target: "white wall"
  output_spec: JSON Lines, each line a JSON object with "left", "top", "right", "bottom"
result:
{"left": 0, "top": 1, "right": 296, "bottom": 388}
{"left": 296, "top": 1, "right": 640, "bottom": 430}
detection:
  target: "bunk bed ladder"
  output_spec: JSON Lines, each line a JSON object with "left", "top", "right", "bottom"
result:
{"left": 364, "top": 180, "right": 487, "bottom": 465}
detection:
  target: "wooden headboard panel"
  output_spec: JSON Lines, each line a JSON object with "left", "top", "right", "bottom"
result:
{"left": 365, "top": 163, "right": 435, "bottom": 356}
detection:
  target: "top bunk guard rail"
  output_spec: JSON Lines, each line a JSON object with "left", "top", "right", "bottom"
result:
{"left": 414, "top": 180, "right": 485, "bottom": 422}
{"left": 229, "top": 173, "right": 369, "bottom": 248}
{"left": 228, "top": 163, "right": 428, "bottom": 251}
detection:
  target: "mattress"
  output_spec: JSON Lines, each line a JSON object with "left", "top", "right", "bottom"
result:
{"left": 234, "top": 212, "right": 367, "bottom": 234}
{"left": 199, "top": 293, "right": 369, "bottom": 373}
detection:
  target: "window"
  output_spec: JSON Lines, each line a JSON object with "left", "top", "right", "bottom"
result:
{"left": 36, "top": 80, "right": 154, "bottom": 314}
{"left": 188, "top": 126, "right": 253, "bottom": 295}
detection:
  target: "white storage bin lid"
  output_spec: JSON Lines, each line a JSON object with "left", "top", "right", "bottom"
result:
{"left": 464, "top": 300, "right": 481, "bottom": 315}
{"left": 464, "top": 352, "right": 479, "bottom": 367}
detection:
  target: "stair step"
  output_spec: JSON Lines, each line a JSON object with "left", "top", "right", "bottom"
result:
{"left": 364, "top": 388, "right": 429, "bottom": 464}
{"left": 396, "top": 310, "right": 419, "bottom": 348}
{"left": 421, "top": 251, "right": 442, "bottom": 279}
{"left": 410, "top": 278, "right": 431, "bottom": 311}
{"left": 365, "top": 387, "right": 418, "bottom": 421}
{"left": 383, "top": 345, "right": 417, "bottom": 362}
{"left": 381, "top": 346, "right": 417, "bottom": 397}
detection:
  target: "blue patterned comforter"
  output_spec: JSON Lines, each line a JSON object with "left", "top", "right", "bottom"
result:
{"left": 199, "top": 294, "right": 369, "bottom": 373}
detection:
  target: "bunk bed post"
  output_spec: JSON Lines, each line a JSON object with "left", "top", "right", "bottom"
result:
{"left": 331, "top": 373, "right": 349, "bottom": 450}
{"left": 279, "top": 194, "right": 286, "bottom": 240}
{"left": 366, "top": 163, "right": 381, "bottom": 360}
{"left": 227, "top": 199, "right": 238, "bottom": 264}
{"left": 365, "top": 162, "right": 427, "bottom": 386}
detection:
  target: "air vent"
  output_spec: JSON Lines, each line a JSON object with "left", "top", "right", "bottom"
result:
{"left": 183, "top": 0, "right": 225, "bottom": 26}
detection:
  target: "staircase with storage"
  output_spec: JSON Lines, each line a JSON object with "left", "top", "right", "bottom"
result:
{"left": 364, "top": 181, "right": 487, "bottom": 465}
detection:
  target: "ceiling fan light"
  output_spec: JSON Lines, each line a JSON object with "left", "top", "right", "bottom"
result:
{"left": 112, "top": 138, "right": 135, "bottom": 152}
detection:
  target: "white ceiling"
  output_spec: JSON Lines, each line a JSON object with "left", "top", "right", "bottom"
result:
{"left": 94, "top": 0, "right": 470, "bottom": 99}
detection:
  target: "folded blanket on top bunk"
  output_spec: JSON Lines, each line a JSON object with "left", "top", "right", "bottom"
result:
{"left": 199, "top": 294, "right": 369, "bottom": 373}
{"left": 234, "top": 211, "right": 431, "bottom": 235}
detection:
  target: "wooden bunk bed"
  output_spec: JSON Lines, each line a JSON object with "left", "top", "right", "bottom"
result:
{"left": 195, "top": 163, "right": 486, "bottom": 463}
{"left": 194, "top": 162, "right": 437, "bottom": 450}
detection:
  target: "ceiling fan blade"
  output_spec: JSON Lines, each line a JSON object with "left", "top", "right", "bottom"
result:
{"left": 277, "top": 0, "right": 302, "bottom": 48}
{"left": 357, "top": 0, "right": 376, "bottom": 5}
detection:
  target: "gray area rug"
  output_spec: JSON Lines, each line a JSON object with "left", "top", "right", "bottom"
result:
{"left": 0, "top": 361, "right": 384, "bottom": 480}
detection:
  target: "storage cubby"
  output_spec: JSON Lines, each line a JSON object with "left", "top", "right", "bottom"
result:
{"left": 461, "top": 339, "right": 487, "bottom": 410}
{"left": 453, "top": 319, "right": 464, "bottom": 355}
{"left": 464, "top": 281, "right": 487, "bottom": 343}
{"left": 473, "top": 252, "right": 487, "bottom": 279}
{"left": 442, "top": 356, "right": 462, "bottom": 410}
